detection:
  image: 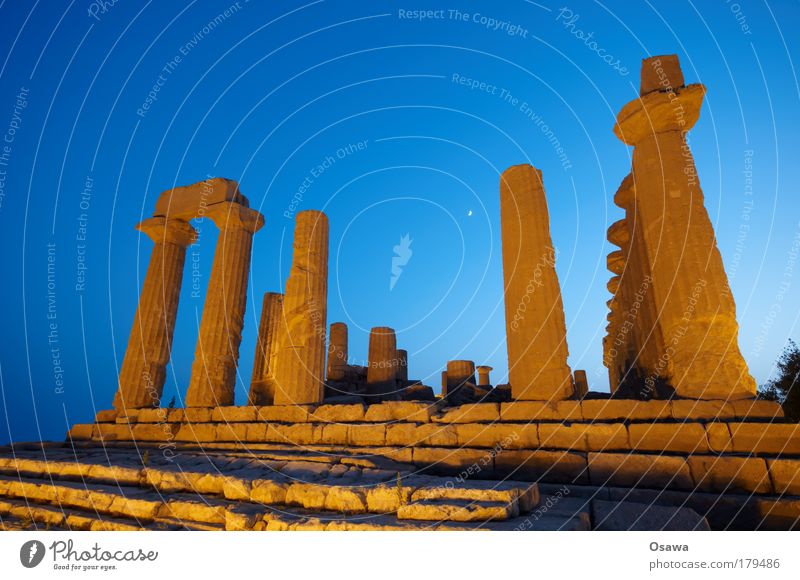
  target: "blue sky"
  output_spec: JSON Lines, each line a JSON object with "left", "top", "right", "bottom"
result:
{"left": 1, "top": 0, "right": 799, "bottom": 444}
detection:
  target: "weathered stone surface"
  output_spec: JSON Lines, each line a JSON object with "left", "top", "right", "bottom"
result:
{"left": 415, "top": 424, "right": 459, "bottom": 447}
{"left": 433, "top": 403, "right": 500, "bottom": 423}
{"left": 767, "top": 459, "right": 800, "bottom": 495}
{"left": 539, "top": 423, "right": 629, "bottom": 452}
{"left": 687, "top": 456, "right": 772, "bottom": 494}
{"left": 731, "top": 399, "right": 784, "bottom": 420}
{"left": 446, "top": 360, "right": 476, "bottom": 391}
{"left": 326, "top": 322, "right": 348, "bottom": 382}
{"left": 581, "top": 399, "right": 671, "bottom": 421}
{"left": 348, "top": 424, "right": 387, "bottom": 447}
{"left": 398, "top": 499, "right": 514, "bottom": 522}
{"left": 500, "top": 164, "right": 573, "bottom": 401}
{"left": 500, "top": 400, "right": 581, "bottom": 422}
{"left": 494, "top": 450, "right": 589, "bottom": 484}
{"left": 476, "top": 365, "right": 493, "bottom": 387}
{"left": 705, "top": 423, "right": 732, "bottom": 453}
{"left": 310, "top": 404, "right": 366, "bottom": 423}
{"left": 366, "top": 327, "right": 399, "bottom": 398}
{"left": 211, "top": 406, "right": 258, "bottom": 423}
{"left": 255, "top": 405, "right": 311, "bottom": 423}
{"left": 186, "top": 202, "right": 264, "bottom": 407}
{"left": 671, "top": 400, "right": 735, "bottom": 420}
{"left": 639, "top": 54, "right": 685, "bottom": 95}
{"left": 364, "top": 402, "right": 435, "bottom": 423}
{"left": 249, "top": 292, "right": 284, "bottom": 405}
{"left": 154, "top": 177, "right": 246, "bottom": 220}
{"left": 385, "top": 423, "right": 426, "bottom": 447}
{"left": 67, "top": 424, "right": 93, "bottom": 440}
{"left": 413, "top": 447, "right": 492, "bottom": 474}
{"left": 272, "top": 211, "right": 329, "bottom": 405}
{"left": 175, "top": 423, "right": 217, "bottom": 443}
{"left": 728, "top": 422, "right": 800, "bottom": 455}
{"left": 588, "top": 452, "right": 693, "bottom": 490}
{"left": 629, "top": 423, "right": 709, "bottom": 453}
{"left": 455, "top": 423, "right": 538, "bottom": 450}
{"left": 593, "top": 499, "right": 709, "bottom": 531}
{"left": 95, "top": 409, "right": 118, "bottom": 423}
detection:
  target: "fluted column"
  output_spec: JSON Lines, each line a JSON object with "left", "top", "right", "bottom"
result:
{"left": 446, "top": 360, "right": 476, "bottom": 391}
{"left": 366, "top": 327, "right": 398, "bottom": 398}
{"left": 500, "top": 164, "right": 573, "bottom": 400}
{"left": 326, "top": 322, "right": 348, "bottom": 382}
{"left": 113, "top": 218, "right": 196, "bottom": 412}
{"left": 249, "top": 292, "right": 284, "bottom": 405}
{"left": 476, "top": 365, "right": 493, "bottom": 387}
{"left": 186, "top": 202, "right": 264, "bottom": 407}
{"left": 273, "top": 210, "right": 329, "bottom": 405}
{"left": 615, "top": 54, "right": 755, "bottom": 399}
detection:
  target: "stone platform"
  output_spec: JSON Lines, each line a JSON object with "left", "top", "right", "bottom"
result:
{"left": 2, "top": 399, "right": 797, "bottom": 531}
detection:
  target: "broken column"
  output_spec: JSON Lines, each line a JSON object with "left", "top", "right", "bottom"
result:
{"left": 248, "top": 292, "right": 284, "bottom": 406}
{"left": 366, "top": 327, "right": 398, "bottom": 398}
{"left": 500, "top": 164, "right": 574, "bottom": 400}
{"left": 272, "top": 210, "right": 330, "bottom": 405}
{"left": 396, "top": 349, "right": 409, "bottom": 385}
{"left": 446, "top": 360, "right": 476, "bottom": 391}
{"left": 614, "top": 54, "right": 756, "bottom": 399}
{"left": 113, "top": 217, "right": 196, "bottom": 412}
{"left": 326, "top": 322, "right": 348, "bottom": 382}
{"left": 186, "top": 202, "right": 264, "bottom": 407}
{"left": 476, "top": 365, "right": 493, "bottom": 387}
{"left": 573, "top": 370, "right": 589, "bottom": 399}
{"left": 440, "top": 371, "right": 448, "bottom": 395}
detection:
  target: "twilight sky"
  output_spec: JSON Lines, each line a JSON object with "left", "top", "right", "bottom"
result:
{"left": 1, "top": 0, "right": 799, "bottom": 444}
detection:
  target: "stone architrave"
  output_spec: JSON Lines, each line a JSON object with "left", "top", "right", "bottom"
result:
{"left": 185, "top": 202, "right": 264, "bottom": 407}
{"left": 326, "top": 322, "right": 348, "bottom": 382}
{"left": 272, "top": 210, "right": 330, "bottom": 405}
{"left": 500, "top": 164, "right": 573, "bottom": 400}
{"left": 396, "top": 349, "right": 409, "bottom": 385}
{"left": 248, "top": 292, "right": 284, "bottom": 406}
{"left": 113, "top": 218, "right": 196, "bottom": 412}
{"left": 476, "top": 365, "right": 493, "bottom": 387}
{"left": 614, "top": 55, "right": 756, "bottom": 399}
{"left": 366, "top": 327, "right": 398, "bottom": 397}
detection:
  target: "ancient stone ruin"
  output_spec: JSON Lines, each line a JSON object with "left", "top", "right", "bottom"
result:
{"left": 1, "top": 55, "right": 798, "bottom": 532}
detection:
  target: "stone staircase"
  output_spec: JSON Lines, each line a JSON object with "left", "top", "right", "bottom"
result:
{"left": 0, "top": 443, "right": 587, "bottom": 531}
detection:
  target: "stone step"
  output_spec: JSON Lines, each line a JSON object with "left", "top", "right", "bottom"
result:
{"left": 397, "top": 499, "right": 516, "bottom": 522}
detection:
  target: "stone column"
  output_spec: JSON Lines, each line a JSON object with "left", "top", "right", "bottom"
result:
{"left": 113, "top": 218, "right": 196, "bottom": 412}
{"left": 440, "top": 371, "right": 448, "bottom": 395}
{"left": 396, "top": 349, "right": 409, "bottom": 384}
{"left": 614, "top": 55, "right": 755, "bottom": 399}
{"left": 185, "top": 202, "right": 264, "bottom": 407}
{"left": 500, "top": 164, "right": 574, "bottom": 400}
{"left": 272, "top": 210, "right": 329, "bottom": 405}
{"left": 326, "top": 322, "right": 348, "bottom": 382}
{"left": 366, "top": 327, "right": 397, "bottom": 397}
{"left": 249, "top": 292, "right": 283, "bottom": 406}
{"left": 476, "top": 365, "right": 493, "bottom": 387}
{"left": 573, "top": 370, "right": 589, "bottom": 399}
{"left": 446, "top": 360, "right": 476, "bottom": 391}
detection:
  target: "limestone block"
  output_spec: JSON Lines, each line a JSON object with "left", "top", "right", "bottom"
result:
{"left": 154, "top": 177, "right": 246, "bottom": 220}
{"left": 398, "top": 500, "right": 514, "bottom": 522}
{"left": 67, "top": 424, "right": 93, "bottom": 440}
{"left": 92, "top": 423, "right": 131, "bottom": 442}
{"left": 581, "top": 399, "right": 671, "bottom": 421}
{"left": 640, "top": 54, "right": 685, "bottom": 95}
{"left": 348, "top": 424, "right": 387, "bottom": 447}
{"left": 95, "top": 409, "right": 118, "bottom": 423}
{"left": 319, "top": 423, "right": 349, "bottom": 445}
{"left": 671, "top": 400, "right": 735, "bottom": 420}
{"left": 688, "top": 456, "right": 772, "bottom": 494}
{"left": 500, "top": 400, "right": 581, "bottom": 422}
{"left": 135, "top": 408, "right": 169, "bottom": 423}
{"left": 385, "top": 423, "right": 426, "bottom": 447}
{"left": 629, "top": 423, "right": 709, "bottom": 453}
{"left": 215, "top": 423, "right": 248, "bottom": 442}
{"left": 588, "top": 452, "right": 693, "bottom": 490}
{"left": 132, "top": 423, "right": 177, "bottom": 442}
{"left": 494, "top": 450, "right": 589, "bottom": 484}
{"left": 175, "top": 423, "right": 217, "bottom": 443}
{"left": 412, "top": 447, "right": 492, "bottom": 473}
{"left": 171, "top": 407, "right": 214, "bottom": 423}
{"left": 211, "top": 406, "right": 258, "bottom": 423}
{"left": 539, "top": 423, "right": 629, "bottom": 452}
{"left": 731, "top": 399, "right": 784, "bottom": 420}
{"left": 363, "top": 402, "right": 435, "bottom": 423}
{"left": 249, "top": 479, "right": 289, "bottom": 505}
{"left": 415, "top": 423, "right": 459, "bottom": 447}
{"left": 433, "top": 403, "right": 500, "bottom": 423}
{"left": 455, "top": 423, "right": 538, "bottom": 449}
{"left": 324, "top": 486, "right": 368, "bottom": 513}
{"left": 255, "top": 405, "right": 311, "bottom": 423}
{"left": 767, "top": 459, "right": 800, "bottom": 495}
{"left": 245, "top": 423, "right": 267, "bottom": 442}
{"left": 593, "top": 500, "right": 708, "bottom": 531}
{"left": 728, "top": 422, "right": 800, "bottom": 455}
{"left": 310, "top": 404, "right": 366, "bottom": 423}
{"left": 275, "top": 423, "right": 317, "bottom": 446}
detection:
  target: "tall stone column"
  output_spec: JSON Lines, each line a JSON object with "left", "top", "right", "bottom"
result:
{"left": 113, "top": 218, "right": 196, "bottom": 412}
{"left": 185, "top": 202, "right": 264, "bottom": 407}
{"left": 440, "top": 371, "right": 448, "bottom": 395}
{"left": 573, "top": 370, "right": 589, "bottom": 398}
{"left": 326, "top": 322, "right": 348, "bottom": 382}
{"left": 476, "top": 365, "right": 493, "bottom": 387}
{"left": 249, "top": 292, "right": 284, "bottom": 406}
{"left": 396, "top": 349, "right": 409, "bottom": 384}
{"left": 614, "top": 55, "right": 755, "bottom": 399}
{"left": 272, "top": 210, "right": 329, "bottom": 405}
{"left": 366, "top": 327, "right": 398, "bottom": 397}
{"left": 500, "top": 164, "right": 574, "bottom": 400}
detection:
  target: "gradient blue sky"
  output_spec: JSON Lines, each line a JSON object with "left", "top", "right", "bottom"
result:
{"left": 1, "top": 0, "right": 799, "bottom": 444}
